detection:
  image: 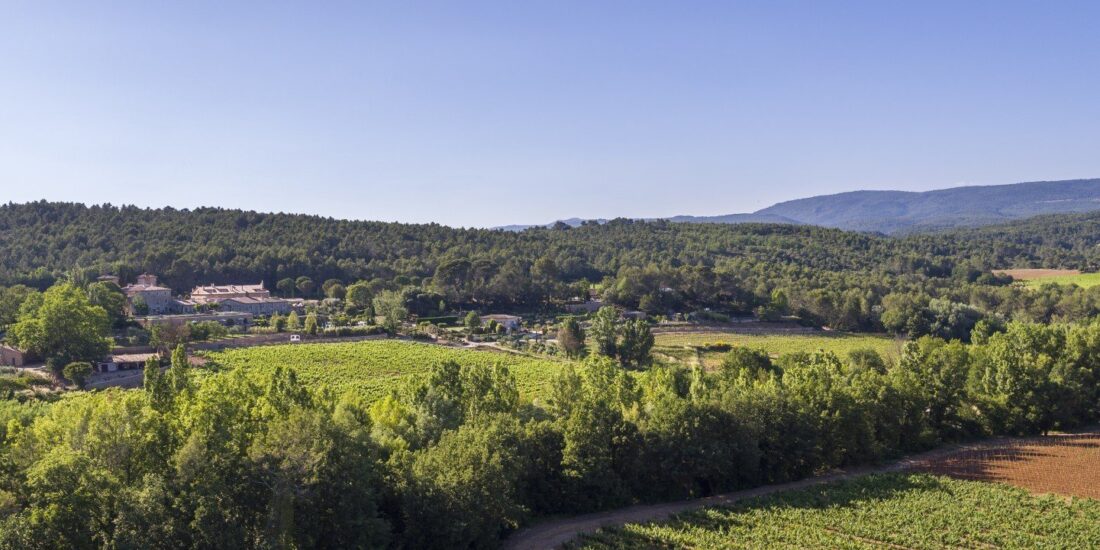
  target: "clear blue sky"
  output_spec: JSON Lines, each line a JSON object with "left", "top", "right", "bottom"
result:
{"left": 3, "top": 1, "right": 1099, "bottom": 227}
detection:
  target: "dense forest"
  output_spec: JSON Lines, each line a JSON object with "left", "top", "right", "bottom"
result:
{"left": 5, "top": 201, "right": 1100, "bottom": 332}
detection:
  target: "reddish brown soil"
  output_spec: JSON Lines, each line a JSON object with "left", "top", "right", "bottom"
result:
{"left": 910, "top": 431, "right": 1100, "bottom": 499}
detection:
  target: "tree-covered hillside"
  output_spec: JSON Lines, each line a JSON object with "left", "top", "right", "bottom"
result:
{"left": 5, "top": 201, "right": 1100, "bottom": 330}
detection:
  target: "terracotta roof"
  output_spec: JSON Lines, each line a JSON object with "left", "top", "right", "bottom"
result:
{"left": 192, "top": 283, "right": 267, "bottom": 294}
{"left": 122, "top": 284, "right": 172, "bottom": 294}
{"left": 209, "top": 296, "right": 288, "bottom": 305}
{"left": 211, "top": 297, "right": 252, "bottom": 304}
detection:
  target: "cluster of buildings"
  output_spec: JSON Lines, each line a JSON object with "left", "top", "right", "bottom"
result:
{"left": 121, "top": 274, "right": 293, "bottom": 318}
{"left": 0, "top": 274, "right": 298, "bottom": 373}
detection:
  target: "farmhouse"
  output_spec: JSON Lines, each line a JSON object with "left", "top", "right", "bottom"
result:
{"left": 97, "top": 352, "right": 159, "bottom": 373}
{"left": 0, "top": 345, "right": 25, "bottom": 367}
{"left": 189, "top": 282, "right": 292, "bottom": 315}
{"left": 210, "top": 296, "right": 292, "bottom": 315}
{"left": 191, "top": 282, "right": 271, "bottom": 302}
{"left": 123, "top": 273, "right": 182, "bottom": 314}
{"left": 481, "top": 314, "right": 522, "bottom": 332}
{"left": 564, "top": 299, "right": 603, "bottom": 314}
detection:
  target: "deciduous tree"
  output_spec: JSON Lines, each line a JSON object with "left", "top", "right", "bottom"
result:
{"left": 10, "top": 283, "right": 110, "bottom": 374}
{"left": 589, "top": 306, "right": 619, "bottom": 359}
{"left": 62, "top": 361, "right": 93, "bottom": 389}
{"left": 373, "top": 290, "right": 407, "bottom": 334}
{"left": 557, "top": 317, "right": 586, "bottom": 358}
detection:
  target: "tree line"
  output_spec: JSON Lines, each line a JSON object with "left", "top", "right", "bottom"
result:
{"left": 6, "top": 203, "right": 1100, "bottom": 328}
{"left": 2, "top": 319, "right": 1098, "bottom": 548}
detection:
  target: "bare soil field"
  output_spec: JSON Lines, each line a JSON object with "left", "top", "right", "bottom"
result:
{"left": 910, "top": 430, "right": 1100, "bottom": 499}
{"left": 993, "top": 268, "right": 1081, "bottom": 280}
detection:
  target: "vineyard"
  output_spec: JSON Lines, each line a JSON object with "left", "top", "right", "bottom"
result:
{"left": 573, "top": 473, "right": 1100, "bottom": 549}
{"left": 205, "top": 340, "right": 572, "bottom": 402}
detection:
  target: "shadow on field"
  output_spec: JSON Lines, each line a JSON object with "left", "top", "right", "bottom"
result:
{"left": 570, "top": 474, "right": 943, "bottom": 549}
{"left": 910, "top": 431, "right": 1100, "bottom": 499}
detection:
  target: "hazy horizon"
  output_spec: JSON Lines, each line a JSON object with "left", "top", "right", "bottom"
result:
{"left": 3, "top": 2, "right": 1100, "bottom": 226}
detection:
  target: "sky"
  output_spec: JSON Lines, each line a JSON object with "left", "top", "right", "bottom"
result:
{"left": 2, "top": 1, "right": 1100, "bottom": 227}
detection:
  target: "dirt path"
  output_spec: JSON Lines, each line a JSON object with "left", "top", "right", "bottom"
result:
{"left": 500, "top": 441, "right": 1021, "bottom": 550}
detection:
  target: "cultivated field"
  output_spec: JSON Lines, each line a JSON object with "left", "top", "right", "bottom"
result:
{"left": 911, "top": 430, "right": 1100, "bottom": 499}
{"left": 654, "top": 330, "right": 902, "bottom": 359}
{"left": 572, "top": 473, "right": 1100, "bottom": 549}
{"left": 1024, "top": 272, "right": 1100, "bottom": 289}
{"left": 995, "top": 268, "right": 1100, "bottom": 288}
{"left": 994, "top": 268, "right": 1081, "bottom": 280}
{"left": 205, "top": 340, "right": 571, "bottom": 402}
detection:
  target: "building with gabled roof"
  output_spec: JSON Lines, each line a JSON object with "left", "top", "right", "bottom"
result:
{"left": 480, "top": 314, "right": 523, "bottom": 332}
{"left": 122, "top": 273, "right": 180, "bottom": 314}
{"left": 190, "top": 282, "right": 272, "bottom": 303}
{"left": 0, "top": 345, "right": 26, "bottom": 367}
{"left": 189, "top": 282, "right": 291, "bottom": 315}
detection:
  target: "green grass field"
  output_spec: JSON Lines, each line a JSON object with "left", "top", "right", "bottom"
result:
{"left": 1023, "top": 272, "right": 1100, "bottom": 289}
{"left": 205, "top": 340, "right": 571, "bottom": 402}
{"left": 654, "top": 331, "right": 902, "bottom": 359}
{"left": 574, "top": 473, "right": 1100, "bottom": 549}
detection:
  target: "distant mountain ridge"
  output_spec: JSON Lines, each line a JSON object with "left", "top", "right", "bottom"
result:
{"left": 501, "top": 179, "right": 1100, "bottom": 234}
{"left": 749, "top": 179, "right": 1100, "bottom": 233}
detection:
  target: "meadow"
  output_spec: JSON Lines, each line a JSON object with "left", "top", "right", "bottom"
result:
{"left": 654, "top": 330, "right": 902, "bottom": 359}
{"left": 995, "top": 268, "right": 1100, "bottom": 289}
{"left": 205, "top": 340, "right": 571, "bottom": 402}
{"left": 573, "top": 473, "right": 1100, "bottom": 549}
{"left": 1023, "top": 272, "right": 1100, "bottom": 289}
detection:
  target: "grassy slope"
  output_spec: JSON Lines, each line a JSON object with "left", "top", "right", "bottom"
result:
{"left": 1023, "top": 272, "right": 1100, "bottom": 289}
{"left": 575, "top": 473, "right": 1100, "bottom": 549}
{"left": 205, "top": 340, "right": 571, "bottom": 402}
{"left": 654, "top": 332, "right": 902, "bottom": 358}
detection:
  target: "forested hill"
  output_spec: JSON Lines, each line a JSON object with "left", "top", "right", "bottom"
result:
{"left": 671, "top": 178, "right": 1100, "bottom": 234}
{"left": 0, "top": 200, "right": 1095, "bottom": 285}
{"left": 7, "top": 200, "right": 1100, "bottom": 330}
{"left": 3, "top": 201, "right": 899, "bottom": 293}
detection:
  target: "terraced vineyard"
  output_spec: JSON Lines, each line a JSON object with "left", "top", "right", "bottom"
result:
{"left": 574, "top": 473, "right": 1100, "bottom": 549}
{"left": 206, "top": 340, "right": 571, "bottom": 402}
